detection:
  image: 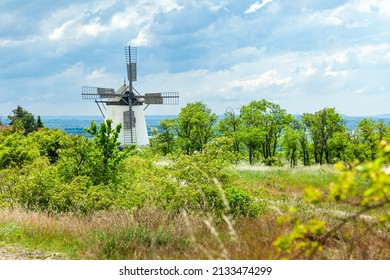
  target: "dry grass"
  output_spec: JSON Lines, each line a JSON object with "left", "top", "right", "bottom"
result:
{"left": 1, "top": 207, "right": 388, "bottom": 260}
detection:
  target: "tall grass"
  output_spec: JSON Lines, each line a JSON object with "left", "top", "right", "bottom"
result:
{"left": 0, "top": 166, "right": 388, "bottom": 260}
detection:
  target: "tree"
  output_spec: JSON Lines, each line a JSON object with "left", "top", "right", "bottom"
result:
{"left": 57, "top": 134, "right": 94, "bottom": 181}
{"left": 328, "top": 131, "right": 351, "bottom": 162}
{"left": 29, "top": 128, "right": 68, "bottom": 164}
{"left": 240, "top": 100, "right": 291, "bottom": 165}
{"left": 177, "top": 102, "right": 217, "bottom": 154}
{"left": 150, "top": 118, "right": 178, "bottom": 156}
{"left": 217, "top": 107, "right": 243, "bottom": 163}
{"left": 281, "top": 120, "right": 302, "bottom": 167}
{"left": 355, "top": 119, "right": 390, "bottom": 161}
{"left": 376, "top": 120, "right": 390, "bottom": 142}
{"left": 239, "top": 103, "right": 263, "bottom": 165}
{"left": 302, "top": 108, "right": 346, "bottom": 165}
{"left": 8, "top": 106, "right": 37, "bottom": 135}
{"left": 84, "top": 120, "right": 127, "bottom": 184}
{"left": 36, "top": 116, "right": 44, "bottom": 129}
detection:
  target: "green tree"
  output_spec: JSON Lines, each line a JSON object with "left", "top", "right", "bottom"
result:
{"left": 302, "top": 108, "right": 346, "bottom": 165}
{"left": 376, "top": 120, "right": 390, "bottom": 142}
{"left": 150, "top": 118, "right": 178, "bottom": 156}
{"left": 296, "top": 117, "right": 311, "bottom": 166}
{"left": 355, "top": 119, "right": 390, "bottom": 161}
{"left": 240, "top": 100, "right": 291, "bottom": 165}
{"left": 328, "top": 131, "right": 351, "bottom": 162}
{"left": 36, "top": 115, "right": 44, "bottom": 129}
{"left": 357, "top": 119, "right": 378, "bottom": 161}
{"left": 177, "top": 102, "right": 217, "bottom": 154}
{"left": 239, "top": 103, "right": 262, "bottom": 165}
{"left": 29, "top": 128, "right": 69, "bottom": 164}
{"left": 84, "top": 120, "right": 127, "bottom": 184}
{"left": 8, "top": 106, "right": 37, "bottom": 135}
{"left": 217, "top": 107, "right": 243, "bottom": 163}
{"left": 57, "top": 135, "right": 94, "bottom": 181}
{"left": 281, "top": 120, "right": 302, "bottom": 167}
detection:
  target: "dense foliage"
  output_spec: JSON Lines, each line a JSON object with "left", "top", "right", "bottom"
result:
{"left": 0, "top": 109, "right": 258, "bottom": 217}
{"left": 152, "top": 100, "right": 390, "bottom": 166}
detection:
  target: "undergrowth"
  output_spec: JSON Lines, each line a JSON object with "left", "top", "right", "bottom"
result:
{"left": 0, "top": 165, "right": 388, "bottom": 260}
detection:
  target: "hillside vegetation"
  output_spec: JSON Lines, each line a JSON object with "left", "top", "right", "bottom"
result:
{"left": 0, "top": 102, "right": 389, "bottom": 259}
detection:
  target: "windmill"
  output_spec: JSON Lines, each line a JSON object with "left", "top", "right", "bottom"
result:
{"left": 81, "top": 46, "right": 179, "bottom": 146}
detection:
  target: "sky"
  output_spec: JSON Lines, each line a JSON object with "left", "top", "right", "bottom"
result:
{"left": 0, "top": 0, "right": 389, "bottom": 117}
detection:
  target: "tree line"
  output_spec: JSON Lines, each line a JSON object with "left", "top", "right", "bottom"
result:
{"left": 150, "top": 100, "right": 390, "bottom": 166}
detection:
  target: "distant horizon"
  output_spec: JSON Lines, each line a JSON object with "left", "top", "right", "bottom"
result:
{"left": 38, "top": 112, "right": 390, "bottom": 118}
{"left": 2, "top": 112, "right": 390, "bottom": 119}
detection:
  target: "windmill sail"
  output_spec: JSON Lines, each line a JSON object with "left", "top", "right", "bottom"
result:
{"left": 144, "top": 92, "right": 179, "bottom": 105}
{"left": 81, "top": 86, "right": 119, "bottom": 99}
{"left": 123, "top": 110, "right": 137, "bottom": 145}
{"left": 125, "top": 46, "right": 137, "bottom": 83}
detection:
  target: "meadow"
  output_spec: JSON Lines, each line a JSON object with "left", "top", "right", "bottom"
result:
{"left": 1, "top": 165, "right": 388, "bottom": 260}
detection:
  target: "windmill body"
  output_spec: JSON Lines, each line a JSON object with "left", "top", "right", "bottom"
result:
{"left": 104, "top": 86, "right": 149, "bottom": 146}
{"left": 81, "top": 46, "right": 179, "bottom": 146}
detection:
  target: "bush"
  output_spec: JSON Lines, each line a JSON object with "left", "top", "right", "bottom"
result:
{"left": 225, "top": 186, "right": 260, "bottom": 217}
{"left": 0, "top": 133, "right": 40, "bottom": 169}
{"left": 29, "top": 128, "right": 69, "bottom": 164}
{"left": 264, "top": 156, "right": 283, "bottom": 167}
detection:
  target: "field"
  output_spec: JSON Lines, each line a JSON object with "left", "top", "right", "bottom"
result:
{"left": 1, "top": 165, "right": 389, "bottom": 260}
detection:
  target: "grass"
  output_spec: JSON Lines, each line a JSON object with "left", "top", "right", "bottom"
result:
{"left": 236, "top": 165, "right": 338, "bottom": 193}
{"left": 0, "top": 165, "right": 389, "bottom": 260}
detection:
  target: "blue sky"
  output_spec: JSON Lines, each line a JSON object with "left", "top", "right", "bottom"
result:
{"left": 1, "top": 0, "right": 389, "bottom": 116}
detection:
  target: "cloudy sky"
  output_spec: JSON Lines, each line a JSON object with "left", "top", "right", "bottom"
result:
{"left": 1, "top": 0, "right": 389, "bottom": 117}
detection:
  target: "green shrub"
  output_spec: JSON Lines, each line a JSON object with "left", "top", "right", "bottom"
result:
{"left": 0, "top": 133, "right": 40, "bottom": 169}
{"left": 264, "top": 156, "right": 283, "bottom": 167}
{"left": 225, "top": 186, "right": 260, "bottom": 217}
{"left": 29, "top": 129, "right": 70, "bottom": 164}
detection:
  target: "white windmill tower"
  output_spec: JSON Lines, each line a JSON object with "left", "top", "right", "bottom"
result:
{"left": 81, "top": 46, "right": 179, "bottom": 146}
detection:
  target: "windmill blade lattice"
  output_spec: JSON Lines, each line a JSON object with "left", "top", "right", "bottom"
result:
{"left": 81, "top": 86, "right": 120, "bottom": 100}
{"left": 125, "top": 46, "right": 137, "bottom": 84}
{"left": 144, "top": 92, "right": 179, "bottom": 105}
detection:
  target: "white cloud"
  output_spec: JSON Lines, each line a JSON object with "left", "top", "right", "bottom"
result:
{"left": 130, "top": 30, "right": 151, "bottom": 47}
{"left": 355, "top": 0, "right": 390, "bottom": 16}
{"left": 355, "top": 43, "right": 390, "bottom": 64}
{"left": 46, "top": 0, "right": 183, "bottom": 47}
{"left": 245, "top": 0, "right": 273, "bottom": 14}
{"left": 234, "top": 70, "right": 292, "bottom": 91}
{"left": 82, "top": 18, "right": 109, "bottom": 37}
{"left": 86, "top": 69, "right": 109, "bottom": 81}
{"left": 49, "top": 18, "right": 81, "bottom": 41}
